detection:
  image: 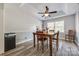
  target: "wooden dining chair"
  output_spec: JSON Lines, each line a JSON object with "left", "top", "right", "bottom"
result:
{"left": 65, "top": 30, "right": 75, "bottom": 42}
{"left": 36, "top": 31, "right": 48, "bottom": 53}
{"left": 52, "top": 31, "right": 59, "bottom": 50}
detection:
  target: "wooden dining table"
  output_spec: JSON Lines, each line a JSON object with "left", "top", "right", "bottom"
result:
{"left": 33, "top": 32, "right": 58, "bottom": 56}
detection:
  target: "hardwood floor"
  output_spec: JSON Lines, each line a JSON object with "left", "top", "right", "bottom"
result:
{"left": 1, "top": 40, "right": 79, "bottom": 56}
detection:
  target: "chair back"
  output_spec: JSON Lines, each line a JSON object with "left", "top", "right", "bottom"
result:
{"left": 53, "top": 31, "right": 59, "bottom": 40}
{"left": 36, "top": 31, "right": 43, "bottom": 40}
{"left": 68, "top": 30, "right": 74, "bottom": 36}
{"left": 48, "top": 30, "right": 55, "bottom": 34}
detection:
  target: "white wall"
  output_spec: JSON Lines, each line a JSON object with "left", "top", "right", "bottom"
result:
{"left": 43, "top": 14, "right": 75, "bottom": 39}
{"left": 75, "top": 12, "right": 79, "bottom": 46}
{"left": 0, "top": 4, "right": 4, "bottom": 54}
{"left": 64, "top": 3, "right": 79, "bottom": 14}
{"left": 64, "top": 15, "right": 75, "bottom": 33}
{"left": 4, "top": 4, "right": 42, "bottom": 43}
{"left": 4, "top": 4, "right": 41, "bottom": 32}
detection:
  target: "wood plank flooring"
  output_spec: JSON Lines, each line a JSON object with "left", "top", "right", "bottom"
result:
{"left": 1, "top": 40, "right": 79, "bottom": 56}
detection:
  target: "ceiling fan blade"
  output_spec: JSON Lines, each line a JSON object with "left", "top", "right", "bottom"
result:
{"left": 48, "top": 15, "right": 51, "bottom": 17}
{"left": 49, "top": 11, "right": 57, "bottom": 13}
{"left": 42, "top": 15, "right": 45, "bottom": 17}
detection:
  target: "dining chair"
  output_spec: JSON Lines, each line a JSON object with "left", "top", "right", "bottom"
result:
{"left": 52, "top": 31, "right": 59, "bottom": 50}
{"left": 36, "top": 31, "right": 48, "bottom": 53}
{"left": 65, "top": 30, "right": 75, "bottom": 42}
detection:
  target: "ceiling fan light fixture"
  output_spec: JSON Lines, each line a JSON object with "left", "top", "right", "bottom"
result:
{"left": 38, "top": 6, "right": 57, "bottom": 17}
{"left": 44, "top": 13, "right": 49, "bottom": 16}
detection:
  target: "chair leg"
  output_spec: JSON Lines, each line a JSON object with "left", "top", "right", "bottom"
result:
{"left": 41, "top": 40, "right": 44, "bottom": 53}
{"left": 37, "top": 40, "right": 39, "bottom": 50}
{"left": 56, "top": 40, "right": 58, "bottom": 51}
{"left": 47, "top": 39, "right": 48, "bottom": 49}
{"left": 65, "top": 36, "right": 66, "bottom": 41}
{"left": 68, "top": 36, "right": 71, "bottom": 42}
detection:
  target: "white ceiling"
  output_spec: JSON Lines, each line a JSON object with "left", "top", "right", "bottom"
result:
{"left": 18, "top": 3, "right": 79, "bottom": 20}
{"left": 28, "top": 3, "right": 66, "bottom": 20}
{"left": 29, "top": 3, "right": 64, "bottom": 12}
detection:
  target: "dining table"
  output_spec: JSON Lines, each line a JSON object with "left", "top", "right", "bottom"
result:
{"left": 33, "top": 32, "right": 58, "bottom": 56}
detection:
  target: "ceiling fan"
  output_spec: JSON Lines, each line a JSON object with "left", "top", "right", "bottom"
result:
{"left": 38, "top": 6, "right": 57, "bottom": 17}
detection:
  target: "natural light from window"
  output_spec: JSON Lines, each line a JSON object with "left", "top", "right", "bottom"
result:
{"left": 47, "top": 20, "right": 64, "bottom": 32}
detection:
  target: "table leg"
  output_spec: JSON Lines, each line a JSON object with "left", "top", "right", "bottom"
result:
{"left": 33, "top": 34, "right": 35, "bottom": 47}
{"left": 41, "top": 39, "right": 44, "bottom": 53}
{"left": 56, "top": 32, "right": 59, "bottom": 51}
{"left": 56, "top": 38, "right": 58, "bottom": 51}
{"left": 49, "top": 36, "right": 52, "bottom": 56}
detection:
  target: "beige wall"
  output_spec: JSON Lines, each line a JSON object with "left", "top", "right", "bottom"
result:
{"left": 0, "top": 4, "right": 4, "bottom": 54}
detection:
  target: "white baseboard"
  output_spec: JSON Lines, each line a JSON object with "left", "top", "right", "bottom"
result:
{"left": 16, "top": 39, "right": 32, "bottom": 45}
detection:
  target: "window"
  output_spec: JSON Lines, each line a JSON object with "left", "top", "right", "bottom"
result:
{"left": 47, "top": 22, "right": 54, "bottom": 30}
{"left": 47, "top": 21, "right": 64, "bottom": 32}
